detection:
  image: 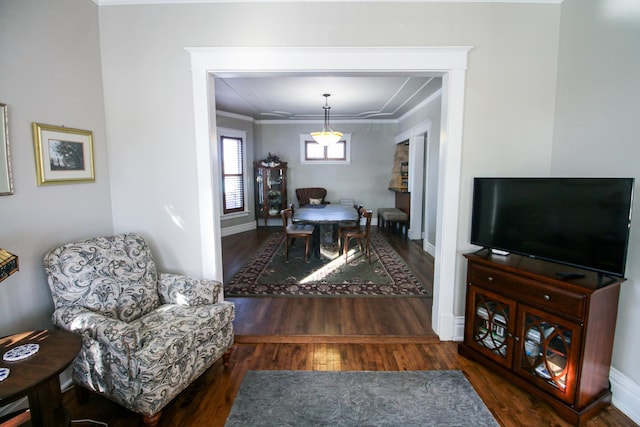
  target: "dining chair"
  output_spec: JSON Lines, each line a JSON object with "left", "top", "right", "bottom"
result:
{"left": 295, "top": 187, "right": 328, "bottom": 207}
{"left": 338, "top": 205, "right": 363, "bottom": 253}
{"left": 342, "top": 208, "right": 373, "bottom": 264}
{"left": 281, "top": 208, "right": 314, "bottom": 261}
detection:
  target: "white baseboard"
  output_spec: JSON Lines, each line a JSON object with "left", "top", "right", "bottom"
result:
{"left": 425, "top": 241, "right": 436, "bottom": 257}
{"left": 0, "top": 397, "right": 27, "bottom": 418}
{"left": 453, "top": 315, "right": 465, "bottom": 341}
{"left": 220, "top": 221, "right": 257, "bottom": 237}
{"left": 610, "top": 367, "right": 640, "bottom": 424}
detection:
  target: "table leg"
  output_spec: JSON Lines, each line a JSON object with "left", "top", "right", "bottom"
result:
{"left": 311, "top": 226, "right": 321, "bottom": 259}
{"left": 28, "top": 375, "right": 70, "bottom": 427}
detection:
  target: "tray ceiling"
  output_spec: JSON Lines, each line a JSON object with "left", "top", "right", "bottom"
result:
{"left": 214, "top": 74, "right": 443, "bottom": 122}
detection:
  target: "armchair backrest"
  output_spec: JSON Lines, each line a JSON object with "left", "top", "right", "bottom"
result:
{"left": 44, "top": 233, "right": 161, "bottom": 323}
{"left": 295, "top": 187, "right": 328, "bottom": 206}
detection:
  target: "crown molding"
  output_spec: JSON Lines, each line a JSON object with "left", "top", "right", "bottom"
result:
{"left": 94, "top": 0, "right": 563, "bottom": 6}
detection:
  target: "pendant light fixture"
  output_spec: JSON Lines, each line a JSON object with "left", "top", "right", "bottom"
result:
{"left": 310, "top": 94, "right": 343, "bottom": 146}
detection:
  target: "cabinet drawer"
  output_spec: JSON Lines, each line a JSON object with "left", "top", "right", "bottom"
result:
{"left": 469, "top": 265, "right": 586, "bottom": 319}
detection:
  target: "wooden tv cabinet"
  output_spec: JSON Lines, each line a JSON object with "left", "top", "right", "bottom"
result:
{"left": 458, "top": 250, "right": 624, "bottom": 426}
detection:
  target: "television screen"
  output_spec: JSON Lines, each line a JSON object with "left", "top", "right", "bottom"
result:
{"left": 470, "top": 178, "right": 634, "bottom": 277}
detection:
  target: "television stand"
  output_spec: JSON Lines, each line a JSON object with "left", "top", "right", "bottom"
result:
{"left": 459, "top": 251, "right": 624, "bottom": 426}
{"left": 555, "top": 272, "right": 585, "bottom": 280}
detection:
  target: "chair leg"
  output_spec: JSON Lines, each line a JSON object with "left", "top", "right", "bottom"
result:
{"left": 304, "top": 236, "right": 309, "bottom": 262}
{"left": 142, "top": 412, "right": 162, "bottom": 427}
{"left": 344, "top": 236, "right": 350, "bottom": 264}
{"left": 366, "top": 238, "right": 371, "bottom": 263}
{"left": 284, "top": 236, "right": 289, "bottom": 261}
{"left": 75, "top": 385, "right": 90, "bottom": 404}
{"left": 223, "top": 347, "right": 233, "bottom": 368}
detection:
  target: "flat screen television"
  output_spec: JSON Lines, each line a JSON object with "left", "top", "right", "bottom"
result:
{"left": 470, "top": 177, "right": 634, "bottom": 278}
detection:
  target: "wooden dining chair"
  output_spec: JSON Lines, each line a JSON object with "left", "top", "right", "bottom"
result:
{"left": 281, "top": 208, "right": 314, "bottom": 261}
{"left": 342, "top": 208, "right": 373, "bottom": 264}
{"left": 338, "top": 205, "right": 363, "bottom": 253}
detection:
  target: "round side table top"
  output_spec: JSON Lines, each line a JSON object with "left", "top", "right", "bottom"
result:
{"left": 0, "top": 329, "right": 81, "bottom": 404}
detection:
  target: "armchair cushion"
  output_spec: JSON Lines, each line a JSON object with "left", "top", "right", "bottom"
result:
{"left": 157, "top": 273, "right": 221, "bottom": 305}
{"left": 44, "top": 233, "right": 235, "bottom": 421}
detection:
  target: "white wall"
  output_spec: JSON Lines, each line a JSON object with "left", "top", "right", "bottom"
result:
{"left": 3, "top": 0, "right": 637, "bottom": 421}
{"left": 255, "top": 121, "right": 397, "bottom": 214}
{"left": 0, "top": 0, "right": 112, "bottom": 338}
{"left": 98, "top": 1, "right": 561, "bottom": 296}
{"left": 398, "top": 93, "right": 443, "bottom": 249}
{"left": 552, "top": 0, "right": 640, "bottom": 417}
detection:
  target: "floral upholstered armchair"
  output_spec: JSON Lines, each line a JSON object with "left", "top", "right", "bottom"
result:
{"left": 44, "top": 233, "right": 235, "bottom": 427}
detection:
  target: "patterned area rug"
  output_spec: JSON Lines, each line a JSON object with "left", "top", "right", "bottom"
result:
{"left": 225, "top": 370, "right": 499, "bottom": 426}
{"left": 225, "top": 231, "right": 429, "bottom": 297}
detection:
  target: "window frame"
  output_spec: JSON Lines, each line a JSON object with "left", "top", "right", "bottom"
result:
{"left": 218, "top": 127, "right": 249, "bottom": 218}
{"left": 299, "top": 133, "right": 351, "bottom": 165}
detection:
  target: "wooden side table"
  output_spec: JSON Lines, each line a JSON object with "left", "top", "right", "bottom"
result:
{"left": 0, "top": 330, "right": 81, "bottom": 427}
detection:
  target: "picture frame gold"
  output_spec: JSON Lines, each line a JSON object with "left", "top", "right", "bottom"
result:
{"left": 0, "top": 103, "right": 13, "bottom": 195}
{"left": 32, "top": 123, "right": 95, "bottom": 185}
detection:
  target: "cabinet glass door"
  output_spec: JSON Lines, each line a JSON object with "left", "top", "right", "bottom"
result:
{"left": 466, "top": 286, "right": 515, "bottom": 367}
{"left": 516, "top": 306, "right": 581, "bottom": 403}
{"left": 255, "top": 162, "right": 287, "bottom": 226}
{"left": 266, "top": 169, "right": 283, "bottom": 216}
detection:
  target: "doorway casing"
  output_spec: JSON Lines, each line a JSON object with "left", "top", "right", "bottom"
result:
{"left": 187, "top": 46, "right": 470, "bottom": 340}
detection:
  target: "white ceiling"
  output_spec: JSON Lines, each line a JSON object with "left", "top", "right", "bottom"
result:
{"left": 214, "top": 74, "right": 443, "bottom": 122}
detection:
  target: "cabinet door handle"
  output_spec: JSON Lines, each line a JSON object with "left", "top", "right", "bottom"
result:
{"left": 543, "top": 294, "right": 551, "bottom": 301}
{"left": 487, "top": 276, "right": 494, "bottom": 282}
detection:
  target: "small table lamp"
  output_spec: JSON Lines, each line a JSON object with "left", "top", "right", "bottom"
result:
{"left": 0, "top": 248, "right": 18, "bottom": 283}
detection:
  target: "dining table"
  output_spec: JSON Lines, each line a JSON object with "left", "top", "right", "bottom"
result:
{"left": 292, "top": 204, "right": 360, "bottom": 258}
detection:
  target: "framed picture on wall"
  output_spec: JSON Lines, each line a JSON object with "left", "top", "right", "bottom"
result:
{"left": 0, "top": 103, "right": 13, "bottom": 195}
{"left": 32, "top": 123, "right": 95, "bottom": 185}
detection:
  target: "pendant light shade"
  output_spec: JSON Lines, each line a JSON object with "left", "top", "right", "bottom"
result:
{"left": 311, "top": 94, "right": 342, "bottom": 146}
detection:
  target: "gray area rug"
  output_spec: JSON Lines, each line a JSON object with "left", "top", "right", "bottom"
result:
{"left": 225, "top": 370, "right": 498, "bottom": 426}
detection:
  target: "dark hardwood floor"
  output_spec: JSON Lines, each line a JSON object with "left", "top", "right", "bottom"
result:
{"left": 223, "top": 227, "right": 437, "bottom": 343}
{"left": 18, "top": 227, "right": 634, "bottom": 427}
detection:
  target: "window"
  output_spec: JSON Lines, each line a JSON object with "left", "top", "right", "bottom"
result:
{"left": 220, "top": 130, "right": 247, "bottom": 215}
{"left": 300, "top": 133, "right": 351, "bottom": 164}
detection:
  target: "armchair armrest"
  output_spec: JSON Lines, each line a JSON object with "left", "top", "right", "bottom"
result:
{"left": 158, "top": 273, "right": 222, "bottom": 306}
{"left": 52, "top": 305, "right": 140, "bottom": 353}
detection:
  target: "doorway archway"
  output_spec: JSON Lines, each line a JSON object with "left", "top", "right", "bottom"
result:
{"left": 187, "top": 46, "right": 470, "bottom": 340}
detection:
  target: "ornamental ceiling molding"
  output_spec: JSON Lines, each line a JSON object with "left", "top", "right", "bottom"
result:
{"left": 94, "top": 0, "right": 563, "bottom": 5}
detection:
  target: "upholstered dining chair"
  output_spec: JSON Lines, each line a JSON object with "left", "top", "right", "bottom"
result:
{"left": 295, "top": 187, "right": 328, "bottom": 207}
{"left": 281, "top": 208, "right": 314, "bottom": 261}
{"left": 338, "top": 205, "right": 363, "bottom": 253}
{"left": 44, "top": 233, "right": 235, "bottom": 427}
{"left": 342, "top": 208, "right": 373, "bottom": 264}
